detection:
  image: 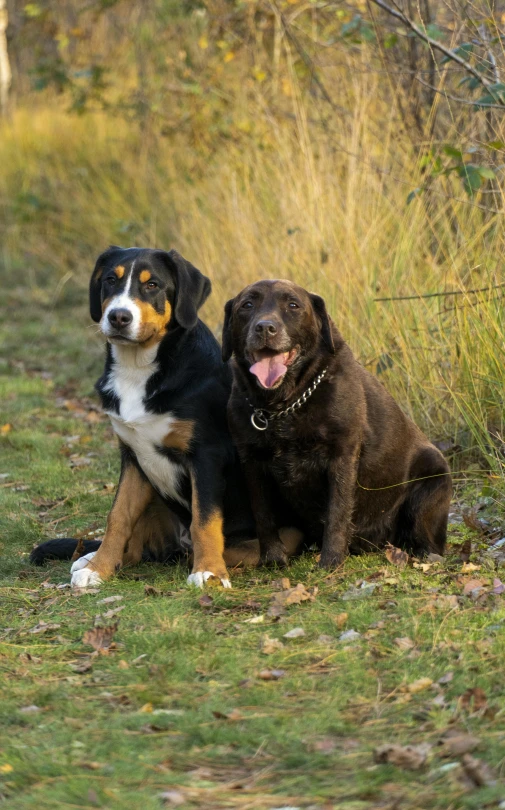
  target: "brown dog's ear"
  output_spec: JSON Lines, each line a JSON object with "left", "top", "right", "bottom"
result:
{"left": 157, "top": 250, "right": 211, "bottom": 330}
{"left": 221, "top": 298, "right": 235, "bottom": 362}
{"left": 89, "top": 246, "right": 122, "bottom": 323}
{"left": 310, "top": 294, "right": 335, "bottom": 354}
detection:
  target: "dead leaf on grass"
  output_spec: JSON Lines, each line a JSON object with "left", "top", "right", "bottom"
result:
{"left": 198, "top": 594, "right": 214, "bottom": 608}
{"left": 461, "top": 562, "right": 481, "bottom": 573}
{"left": 82, "top": 622, "right": 118, "bottom": 653}
{"left": 394, "top": 637, "right": 415, "bottom": 651}
{"left": 491, "top": 577, "right": 505, "bottom": 594}
{"left": 19, "top": 705, "right": 40, "bottom": 714}
{"left": 440, "top": 730, "right": 480, "bottom": 757}
{"left": 258, "top": 668, "right": 286, "bottom": 680}
{"left": 270, "top": 582, "right": 318, "bottom": 609}
{"left": 28, "top": 621, "right": 61, "bottom": 634}
{"left": 339, "top": 629, "right": 361, "bottom": 642}
{"left": 459, "top": 687, "right": 487, "bottom": 713}
{"left": 374, "top": 742, "right": 431, "bottom": 770}
{"left": 69, "top": 659, "right": 93, "bottom": 673}
{"left": 100, "top": 606, "right": 125, "bottom": 620}
{"left": 283, "top": 627, "right": 305, "bottom": 639}
{"left": 334, "top": 611, "right": 348, "bottom": 628}
{"left": 159, "top": 790, "right": 186, "bottom": 806}
{"left": 310, "top": 737, "right": 338, "bottom": 754}
{"left": 271, "top": 577, "right": 291, "bottom": 590}
{"left": 212, "top": 709, "right": 242, "bottom": 721}
{"left": 406, "top": 677, "right": 433, "bottom": 694}
{"left": 460, "top": 754, "right": 496, "bottom": 787}
{"left": 260, "top": 635, "right": 284, "bottom": 654}
{"left": 438, "top": 671, "right": 453, "bottom": 685}
{"left": 385, "top": 544, "right": 410, "bottom": 567}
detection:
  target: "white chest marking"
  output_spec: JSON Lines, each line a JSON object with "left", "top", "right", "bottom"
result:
{"left": 104, "top": 345, "right": 187, "bottom": 505}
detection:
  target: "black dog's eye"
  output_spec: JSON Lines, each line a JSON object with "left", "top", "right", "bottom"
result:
{"left": 106, "top": 276, "right": 117, "bottom": 286}
{"left": 241, "top": 301, "right": 253, "bottom": 309}
{"left": 146, "top": 281, "right": 158, "bottom": 290}
{"left": 289, "top": 301, "right": 299, "bottom": 309}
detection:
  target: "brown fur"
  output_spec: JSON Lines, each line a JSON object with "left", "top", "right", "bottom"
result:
{"left": 163, "top": 419, "right": 195, "bottom": 453}
{"left": 114, "top": 265, "right": 125, "bottom": 279}
{"left": 223, "top": 280, "right": 452, "bottom": 569}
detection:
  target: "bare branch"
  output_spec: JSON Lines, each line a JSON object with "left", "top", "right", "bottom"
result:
{"left": 368, "top": 0, "right": 504, "bottom": 102}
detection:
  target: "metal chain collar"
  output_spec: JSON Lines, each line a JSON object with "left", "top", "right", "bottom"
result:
{"left": 247, "top": 367, "right": 329, "bottom": 431}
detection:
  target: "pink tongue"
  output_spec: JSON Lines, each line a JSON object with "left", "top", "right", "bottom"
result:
{"left": 249, "top": 355, "right": 287, "bottom": 388}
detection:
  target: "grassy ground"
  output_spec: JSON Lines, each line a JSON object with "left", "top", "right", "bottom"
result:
{"left": 1, "top": 261, "right": 505, "bottom": 810}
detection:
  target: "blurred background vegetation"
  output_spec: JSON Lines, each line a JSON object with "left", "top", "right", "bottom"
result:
{"left": 2, "top": 0, "right": 505, "bottom": 487}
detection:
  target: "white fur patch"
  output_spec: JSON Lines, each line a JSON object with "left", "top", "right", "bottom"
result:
{"left": 100, "top": 266, "right": 142, "bottom": 341}
{"left": 70, "top": 553, "right": 102, "bottom": 588}
{"left": 104, "top": 345, "right": 188, "bottom": 505}
{"left": 187, "top": 571, "right": 232, "bottom": 589}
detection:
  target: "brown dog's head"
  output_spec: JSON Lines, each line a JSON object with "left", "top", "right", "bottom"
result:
{"left": 222, "top": 280, "right": 335, "bottom": 391}
{"left": 89, "top": 246, "right": 211, "bottom": 348}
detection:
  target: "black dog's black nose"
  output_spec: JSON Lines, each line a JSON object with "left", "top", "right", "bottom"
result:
{"left": 108, "top": 309, "right": 133, "bottom": 329}
{"left": 255, "top": 320, "right": 278, "bottom": 336}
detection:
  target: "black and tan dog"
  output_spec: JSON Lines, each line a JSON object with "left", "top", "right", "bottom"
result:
{"left": 32, "top": 247, "right": 272, "bottom": 587}
{"left": 222, "top": 279, "right": 452, "bottom": 568}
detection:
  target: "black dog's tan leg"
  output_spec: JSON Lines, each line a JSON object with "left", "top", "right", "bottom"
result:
{"left": 70, "top": 462, "right": 154, "bottom": 587}
{"left": 319, "top": 447, "right": 360, "bottom": 570}
{"left": 187, "top": 461, "right": 230, "bottom": 588}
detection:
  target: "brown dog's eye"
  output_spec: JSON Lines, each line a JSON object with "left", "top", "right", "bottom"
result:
{"left": 146, "top": 281, "right": 158, "bottom": 290}
{"left": 289, "top": 301, "right": 299, "bottom": 309}
{"left": 241, "top": 301, "right": 253, "bottom": 309}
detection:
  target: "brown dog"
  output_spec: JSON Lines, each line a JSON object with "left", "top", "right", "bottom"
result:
{"left": 222, "top": 280, "right": 452, "bottom": 569}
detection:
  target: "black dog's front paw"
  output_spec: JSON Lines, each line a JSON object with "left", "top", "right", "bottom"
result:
{"left": 259, "top": 543, "right": 288, "bottom": 568}
{"left": 318, "top": 549, "right": 347, "bottom": 570}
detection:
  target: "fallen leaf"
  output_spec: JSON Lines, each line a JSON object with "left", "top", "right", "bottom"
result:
{"left": 69, "top": 456, "right": 92, "bottom": 468}
{"left": 317, "top": 634, "right": 334, "bottom": 644}
{"left": 491, "top": 577, "right": 505, "bottom": 594}
{"left": 267, "top": 602, "right": 285, "bottom": 619}
{"left": 69, "top": 659, "right": 93, "bottom": 673}
{"left": 82, "top": 622, "right": 118, "bottom": 653}
{"left": 139, "top": 702, "right": 153, "bottom": 713}
{"left": 459, "top": 687, "right": 487, "bottom": 713}
{"left": 334, "top": 612, "right": 348, "bottom": 628}
{"left": 385, "top": 544, "right": 410, "bottom": 567}
{"left": 374, "top": 743, "right": 431, "bottom": 770}
{"left": 97, "top": 595, "right": 123, "bottom": 605}
{"left": 283, "top": 627, "right": 305, "bottom": 639}
{"left": 407, "top": 677, "right": 433, "bottom": 694}
{"left": 159, "top": 790, "right": 185, "bottom": 806}
{"left": 0, "top": 764, "right": 13, "bottom": 774}
{"left": 28, "top": 621, "right": 61, "bottom": 634}
{"left": 440, "top": 730, "right": 480, "bottom": 757}
{"left": 212, "top": 709, "right": 242, "bottom": 721}
{"left": 198, "top": 594, "right": 214, "bottom": 608}
{"left": 19, "top": 705, "right": 40, "bottom": 713}
{"left": 427, "top": 553, "right": 444, "bottom": 563}
{"left": 0, "top": 423, "right": 12, "bottom": 434}
{"left": 413, "top": 562, "right": 432, "bottom": 573}
{"left": 144, "top": 584, "right": 162, "bottom": 597}
{"left": 243, "top": 614, "right": 264, "bottom": 624}
{"left": 462, "top": 578, "right": 486, "bottom": 597}
{"left": 438, "top": 671, "right": 453, "bottom": 685}
{"left": 310, "top": 737, "right": 337, "bottom": 753}
{"left": 101, "top": 606, "right": 125, "bottom": 620}
{"left": 342, "top": 582, "right": 377, "bottom": 600}
{"left": 271, "top": 577, "right": 291, "bottom": 590}
{"left": 258, "top": 668, "right": 286, "bottom": 680}
{"left": 77, "top": 761, "right": 103, "bottom": 770}
{"left": 260, "top": 635, "right": 284, "bottom": 654}
{"left": 270, "top": 582, "right": 317, "bottom": 609}
{"left": 394, "top": 637, "right": 415, "bottom": 651}
{"left": 339, "top": 629, "right": 361, "bottom": 643}
{"left": 461, "top": 562, "right": 481, "bottom": 573}
{"left": 461, "top": 753, "right": 496, "bottom": 787}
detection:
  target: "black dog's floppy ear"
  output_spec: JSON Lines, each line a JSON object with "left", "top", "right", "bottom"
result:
{"left": 310, "top": 293, "right": 335, "bottom": 354}
{"left": 89, "top": 246, "right": 122, "bottom": 323}
{"left": 164, "top": 249, "right": 211, "bottom": 330}
{"left": 222, "top": 298, "right": 235, "bottom": 362}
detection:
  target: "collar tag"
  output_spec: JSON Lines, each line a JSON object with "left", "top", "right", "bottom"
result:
{"left": 251, "top": 410, "right": 269, "bottom": 431}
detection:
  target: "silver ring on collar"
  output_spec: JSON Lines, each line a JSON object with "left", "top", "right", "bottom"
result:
{"left": 251, "top": 410, "right": 269, "bottom": 431}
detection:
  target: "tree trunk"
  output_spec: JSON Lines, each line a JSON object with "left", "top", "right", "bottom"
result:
{"left": 0, "top": 0, "right": 11, "bottom": 116}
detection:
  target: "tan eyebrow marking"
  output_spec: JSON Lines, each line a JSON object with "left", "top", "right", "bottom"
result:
{"left": 139, "top": 270, "right": 151, "bottom": 283}
{"left": 114, "top": 265, "right": 125, "bottom": 279}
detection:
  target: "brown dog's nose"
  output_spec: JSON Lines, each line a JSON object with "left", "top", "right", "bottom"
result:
{"left": 108, "top": 309, "right": 133, "bottom": 329}
{"left": 255, "top": 319, "right": 278, "bottom": 336}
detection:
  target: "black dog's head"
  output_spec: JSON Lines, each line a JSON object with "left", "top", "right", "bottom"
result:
{"left": 222, "top": 280, "right": 335, "bottom": 391}
{"left": 89, "top": 247, "right": 211, "bottom": 347}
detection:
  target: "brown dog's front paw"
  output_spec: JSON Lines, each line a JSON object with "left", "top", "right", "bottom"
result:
{"left": 318, "top": 549, "right": 346, "bottom": 570}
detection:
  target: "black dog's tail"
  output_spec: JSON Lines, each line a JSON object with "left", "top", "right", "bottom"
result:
{"left": 30, "top": 538, "right": 102, "bottom": 566}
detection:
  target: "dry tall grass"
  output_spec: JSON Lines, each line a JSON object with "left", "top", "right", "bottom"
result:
{"left": 1, "top": 68, "right": 504, "bottom": 482}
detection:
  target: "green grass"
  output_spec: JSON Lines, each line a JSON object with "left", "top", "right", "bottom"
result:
{"left": 1, "top": 282, "right": 505, "bottom": 809}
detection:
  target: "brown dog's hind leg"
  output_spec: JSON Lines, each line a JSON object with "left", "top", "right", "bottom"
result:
{"left": 223, "top": 527, "right": 304, "bottom": 569}
{"left": 394, "top": 447, "right": 452, "bottom": 557}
